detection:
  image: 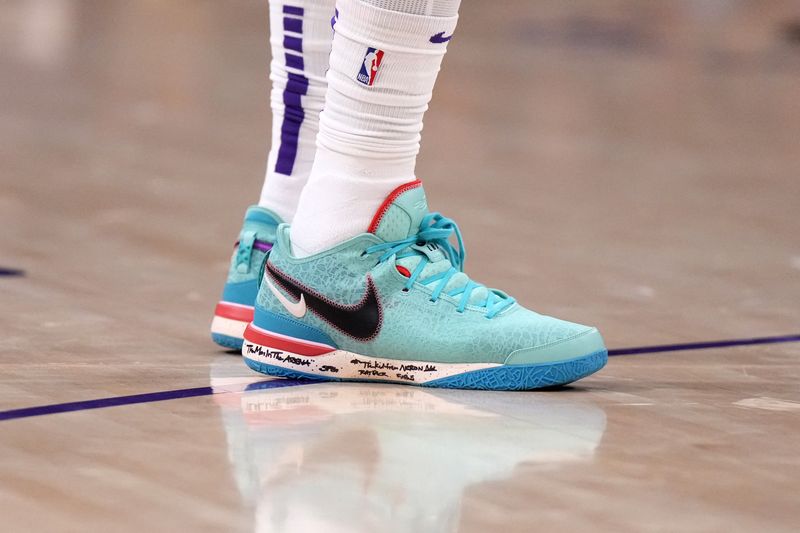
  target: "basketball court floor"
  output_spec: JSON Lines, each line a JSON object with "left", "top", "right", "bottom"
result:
{"left": 1, "top": 0, "right": 799, "bottom": 531}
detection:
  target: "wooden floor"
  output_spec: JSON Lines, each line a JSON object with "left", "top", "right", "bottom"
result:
{"left": 2, "top": 0, "right": 799, "bottom": 531}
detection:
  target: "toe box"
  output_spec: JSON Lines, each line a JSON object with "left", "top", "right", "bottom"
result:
{"left": 503, "top": 322, "right": 606, "bottom": 365}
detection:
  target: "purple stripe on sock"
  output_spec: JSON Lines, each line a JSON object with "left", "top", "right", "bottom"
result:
{"left": 283, "top": 5, "right": 304, "bottom": 15}
{"left": 283, "top": 35, "right": 302, "bottom": 54}
{"left": 275, "top": 72, "right": 309, "bottom": 175}
{"left": 285, "top": 74, "right": 308, "bottom": 93}
{"left": 284, "top": 16, "right": 302, "bottom": 34}
{"left": 274, "top": 7, "right": 308, "bottom": 175}
{"left": 285, "top": 52, "right": 304, "bottom": 70}
{"left": 274, "top": 5, "right": 309, "bottom": 178}
{"left": 253, "top": 240, "right": 273, "bottom": 253}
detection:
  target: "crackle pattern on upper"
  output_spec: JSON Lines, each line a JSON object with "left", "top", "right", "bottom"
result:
{"left": 257, "top": 234, "right": 596, "bottom": 365}
{"left": 377, "top": 204, "right": 413, "bottom": 242}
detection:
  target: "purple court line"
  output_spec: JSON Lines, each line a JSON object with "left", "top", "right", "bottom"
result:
{"left": 0, "top": 267, "right": 25, "bottom": 276}
{"left": 608, "top": 333, "right": 800, "bottom": 356}
{"left": 0, "top": 379, "right": 309, "bottom": 422}
{"left": 1, "top": 333, "right": 798, "bottom": 422}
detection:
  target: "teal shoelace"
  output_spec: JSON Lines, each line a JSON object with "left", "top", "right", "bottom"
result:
{"left": 365, "top": 213, "right": 516, "bottom": 318}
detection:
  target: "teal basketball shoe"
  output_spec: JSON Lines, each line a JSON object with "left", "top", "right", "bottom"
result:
{"left": 211, "top": 206, "right": 282, "bottom": 349}
{"left": 242, "top": 181, "right": 607, "bottom": 389}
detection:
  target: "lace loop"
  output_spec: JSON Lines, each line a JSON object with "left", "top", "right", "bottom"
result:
{"left": 366, "top": 213, "right": 515, "bottom": 318}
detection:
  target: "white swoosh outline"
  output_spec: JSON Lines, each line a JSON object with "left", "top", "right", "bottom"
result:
{"left": 265, "top": 275, "right": 306, "bottom": 318}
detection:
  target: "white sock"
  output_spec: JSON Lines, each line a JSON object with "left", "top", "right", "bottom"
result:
{"left": 290, "top": 0, "right": 460, "bottom": 256}
{"left": 258, "top": 0, "right": 335, "bottom": 222}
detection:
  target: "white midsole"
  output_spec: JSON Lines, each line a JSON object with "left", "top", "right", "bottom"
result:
{"left": 242, "top": 339, "right": 500, "bottom": 384}
{"left": 211, "top": 315, "right": 248, "bottom": 339}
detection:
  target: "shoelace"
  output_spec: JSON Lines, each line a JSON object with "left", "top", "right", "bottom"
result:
{"left": 364, "top": 213, "right": 516, "bottom": 318}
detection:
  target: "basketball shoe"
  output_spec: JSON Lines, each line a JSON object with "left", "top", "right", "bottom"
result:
{"left": 211, "top": 206, "right": 282, "bottom": 349}
{"left": 241, "top": 181, "right": 607, "bottom": 389}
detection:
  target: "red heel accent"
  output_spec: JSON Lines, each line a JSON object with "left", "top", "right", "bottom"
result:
{"left": 214, "top": 302, "right": 254, "bottom": 322}
{"left": 367, "top": 180, "right": 423, "bottom": 233}
{"left": 243, "top": 323, "right": 336, "bottom": 357}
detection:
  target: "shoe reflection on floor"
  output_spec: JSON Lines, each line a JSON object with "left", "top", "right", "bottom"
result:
{"left": 211, "top": 357, "right": 606, "bottom": 533}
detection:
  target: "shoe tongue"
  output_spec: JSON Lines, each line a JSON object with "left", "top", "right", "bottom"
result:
{"left": 370, "top": 181, "right": 494, "bottom": 308}
{"left": 370, "top": 181, "right": 429, "bottom": 242}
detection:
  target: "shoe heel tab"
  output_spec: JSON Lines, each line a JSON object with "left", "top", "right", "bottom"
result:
{"left": 244, "top": 205, "right": 282, "bottom": 225}
{"left": 242, "top": 206, "right": 282, "bottom": 241}
{"left": 275, "top": 223, "right": 294, "bottom": 256}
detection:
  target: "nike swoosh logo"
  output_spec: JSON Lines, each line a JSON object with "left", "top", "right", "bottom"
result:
{"left": 265, "top": 275, "right": 306, "bottom": 318}
{"left": 266, "top": 262, "right": 381, "bottom": 341}
{"left": 429, "top": 31, "right": 453, "bottom": 44}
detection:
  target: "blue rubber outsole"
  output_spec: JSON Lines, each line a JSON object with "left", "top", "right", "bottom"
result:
{"left": 211, "top": 333, "right": 244, "bottom": 351}
{"left": 243, "top": 349, "right": 607, "bottom": 391}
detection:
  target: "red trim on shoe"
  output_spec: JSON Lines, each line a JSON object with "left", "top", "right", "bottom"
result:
{"left": 214, "top": 301, "right": 255, "bottom": 322}
{"left": 367, "top": 179, "right": 423, "bottom": 233}
{"left": 396, "top": 265, "right": 411, "bottom": 277}
{"left": 243, "top": 323, "right": 336, "bottom": 357}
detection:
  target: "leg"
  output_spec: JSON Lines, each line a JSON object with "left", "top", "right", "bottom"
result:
{"left": 241, "top": 0, "right": 607, "bottom": 390}
{"left": 290, "top": 0, "right": 461, "bottom": 256}
{"left": 259, "top": 0, "right": 334, "bottom": 222}
{"left": 211, "top": 0, "right": 334, "bottom": 349}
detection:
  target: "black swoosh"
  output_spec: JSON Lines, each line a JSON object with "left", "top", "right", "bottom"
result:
{"left": 266, "top": 262, "right": 381, "bottom": 341}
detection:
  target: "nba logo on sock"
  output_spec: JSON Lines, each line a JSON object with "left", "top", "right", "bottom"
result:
{"left": 357, "top": 47, "right": 384, "bottom": 86}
